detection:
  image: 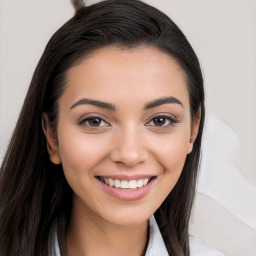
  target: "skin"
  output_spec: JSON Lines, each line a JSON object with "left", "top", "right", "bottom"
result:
{"left": 43, "top": 45, "right": 200, "bottom": 256}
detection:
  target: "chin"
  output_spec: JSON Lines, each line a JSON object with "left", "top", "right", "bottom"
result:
{"left": 99, "top": 206, "right": 153, "bottom": 227}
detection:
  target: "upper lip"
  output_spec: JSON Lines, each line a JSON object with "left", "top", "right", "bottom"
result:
{"left": 96, "top": 174, "right": 156, "bottom": 180}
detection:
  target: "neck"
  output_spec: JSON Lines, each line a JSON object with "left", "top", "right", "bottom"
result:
{"left": 65, "top": 201, "right": 149, "bottom": 256}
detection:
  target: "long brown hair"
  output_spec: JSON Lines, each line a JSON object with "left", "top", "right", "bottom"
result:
{"left": 0, "top": 1, "right": 205, "bottom": 255}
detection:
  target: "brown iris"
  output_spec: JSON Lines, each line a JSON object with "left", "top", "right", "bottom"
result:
{"left": 152, "top": 117, "right": 166, "bottom": 126}
{"left": 88, "top": 117, "right": 102, "bottom": 126}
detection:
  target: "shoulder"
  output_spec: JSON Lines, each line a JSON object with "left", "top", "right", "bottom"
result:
{"left": 145, "top": 216, "right": 169, "bottom": 256}
{"left": 147, "top": 216, "right": 225, "bottom": 256}
{"left": 189, "top": 236, "right": 225, "bottom": 256}
{"left": 50, "top": 217, "right": 225, "bottom": 256}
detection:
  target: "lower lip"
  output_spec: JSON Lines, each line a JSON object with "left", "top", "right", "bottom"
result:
{"left": 97, "top": 178, "right": 156, "bottom": 201}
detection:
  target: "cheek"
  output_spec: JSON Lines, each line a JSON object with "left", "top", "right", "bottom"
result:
{"left": 152, "top": 132, "right": 190, "bottom": 175}
{"left": 145, "top": 132, "right": 190, "bottom": 210}
{"left": 56, "top": 127, "right": 111, "bottom": 176}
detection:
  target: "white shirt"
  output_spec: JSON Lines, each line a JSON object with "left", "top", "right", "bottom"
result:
{"left": 146, "top": 216, "right": 225, "bottom": 256}
{"left": 50, "top": 216, "right": 225, "bottom": 256}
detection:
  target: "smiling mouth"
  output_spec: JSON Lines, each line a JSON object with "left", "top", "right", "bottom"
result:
{"left": 97, "top": 177, "right": 154, "bottom": 189}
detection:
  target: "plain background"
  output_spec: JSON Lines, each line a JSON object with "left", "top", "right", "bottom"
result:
{"left": 0, "top": 0, "right": 255, "bottom": 255}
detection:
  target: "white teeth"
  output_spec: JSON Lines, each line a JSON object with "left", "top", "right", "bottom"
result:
{"left": 143, "top": 178, "right": 149, "bottom": 185}
{"left": 121, "top": 180, "right": 129, "bottom": 189}
{"left": 128, "top": 180, "right": 137, "bottom": 189}
{"left": 137, "top": 179, "right": 144, "bottom": 188}
{"left": 108, "top": 178, "right": 114, "bottom": 187}
{"left": 114, "top": 179, "right": 121, "bottom": 188}
{"left": 100, "top": 177, "right": 152, "bottom": 189}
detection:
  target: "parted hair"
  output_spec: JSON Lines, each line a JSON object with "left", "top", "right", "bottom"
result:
{"left": 0, "top": 1, "right": 205, "bottom": 255}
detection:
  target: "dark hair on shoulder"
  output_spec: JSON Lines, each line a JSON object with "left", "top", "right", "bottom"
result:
{"left": 0, "top": 1, "right": 204, "bottom": 255}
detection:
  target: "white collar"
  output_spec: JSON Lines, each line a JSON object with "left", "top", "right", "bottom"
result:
{"left": 145, "top": 215, "right": 169, "bottom": 256}
{"left": 50, "top": 215, "right": 224, "bottom": 256}
{"left": 50, "top": 216, "right": 168, "bottom": 256}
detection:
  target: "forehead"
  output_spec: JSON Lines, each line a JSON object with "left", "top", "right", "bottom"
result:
{"left": 62, "top": 45, "right": 189, "bottom": 109}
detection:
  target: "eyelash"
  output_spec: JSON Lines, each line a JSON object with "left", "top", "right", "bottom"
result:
{"left": 78, "top": 114, "right": 179, "bottom": 129}
{"left": 146, "top": 115, "right": 179, "bottom": 128}
{"left": 79, "top": 115, "right": 110, "bottom": 128}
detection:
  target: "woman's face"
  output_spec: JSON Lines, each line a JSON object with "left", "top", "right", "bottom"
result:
{"left": 45, "top": 45, "right": 199, "bottom": 227}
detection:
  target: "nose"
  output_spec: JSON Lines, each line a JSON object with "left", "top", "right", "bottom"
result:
{"left": 110, "top": 125, "right": 148, "bottom": 167}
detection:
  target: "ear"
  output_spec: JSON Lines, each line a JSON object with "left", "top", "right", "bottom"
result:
{"left": 187, "top": 108, "right": 201, "bottom": 154}
{"left": 42, "top": 113, "right": 62, "bottom": 165}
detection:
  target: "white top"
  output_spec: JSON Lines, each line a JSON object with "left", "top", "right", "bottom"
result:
{"left": 49, "top": 216, "right": 225, "bottom": 256}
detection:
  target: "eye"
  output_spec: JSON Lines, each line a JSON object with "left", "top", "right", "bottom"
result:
{"left": 79, "top": 116, "right": 109, "bottom": 128}
{"left": 146, "top": 115, "right": 178, "bottom": 128}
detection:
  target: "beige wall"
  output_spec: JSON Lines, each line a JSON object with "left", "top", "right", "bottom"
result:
{"left": 1, "top": 1, "right": 255, "bottom": 255}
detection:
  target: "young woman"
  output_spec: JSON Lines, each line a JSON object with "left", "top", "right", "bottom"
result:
{"left": 0, "top": 0, "right": 222, "bottom": 255}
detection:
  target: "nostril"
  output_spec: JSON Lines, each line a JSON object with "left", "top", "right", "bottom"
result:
{"left": 109, "top": 131, "right": 148, "bottom": 166}
{"left": 110, "top": 150, "right": 148, "bottom": 167}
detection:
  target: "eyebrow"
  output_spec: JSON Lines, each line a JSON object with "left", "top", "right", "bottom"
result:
{"left": 70, "top": 98, "right": 116, "bottom": 111}
{"left": 144, "top": 97, "right": 183, "bottom": 109}
{"left": 70, "top": 96, "right": 183, "bottom": 111}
